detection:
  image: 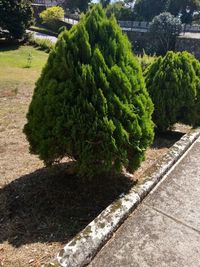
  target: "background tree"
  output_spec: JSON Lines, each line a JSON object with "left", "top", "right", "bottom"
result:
{"left": 149, "top": 12, "right": 182, "bottom": 55}
{"left": 62, "top": 0, "right": 91, "bottom": 13}
{"left": 106, "top": 2, "right": 124, "bottom": 18}
{"left": 134, "top": 0, "right": 200, "bottom": 23}
{"left": 100, "top": 0, "right": 111, "bottom": 8}
{"left": 145, "top": 51, "right": 200, "bottom": 131}
{"left": 168, "top": 0, "right": 200, "bottom": 24}
{"left": 0, "top": 0, "right": 33, "bottom": 39}
{"left": 106, "top": 1, "right": 135, "bottom": 20}
{"left": 24, "top": 5, "right": 154, "bottom": 176}
{"left": 134, "top": 0, "right": 169, "bottom": 21}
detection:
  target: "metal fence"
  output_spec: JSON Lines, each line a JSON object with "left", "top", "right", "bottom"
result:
{"left": 118, "top": 20, "right": 200, "bottom": 33}
{"left": 184, "top": 24, "right": 200, "bottom": 32}
{"left": 118, "top": 21, "right": 149, "bottom": 31}
{"left": 32, "top": 0, "right": 63, "bottom": 6}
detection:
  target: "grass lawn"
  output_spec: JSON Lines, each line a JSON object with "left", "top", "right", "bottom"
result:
{"left": 0, "top": 45, "right": 48, "bottom": 97}
{"left": 0, "top": 45, "right": 191, "bottom": 267}
{"left": 30, "top": 25, "right": 58, "bottom": 36}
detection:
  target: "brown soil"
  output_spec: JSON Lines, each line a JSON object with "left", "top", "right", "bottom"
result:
{"left": 0, "top": 77, "right": 191, "bottom": 266}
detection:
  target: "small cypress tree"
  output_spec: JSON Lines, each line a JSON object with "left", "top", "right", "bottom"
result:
{"left": 24, "top": 5, "right": 154, "bottom": 176}
{"left": 145, "top": 51, "right": 200, "bottom": 132}
{"left": 186, "top": 53, "right": 200, "bottom": 126}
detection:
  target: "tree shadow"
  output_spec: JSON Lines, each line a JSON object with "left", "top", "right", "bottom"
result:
{"left": 0, "top": 43, "right": 20, "bottom": 52}
{"left": 0, "top": 163, "right": 133, "bottom": 248}
{"left": 152, "top": 130, "right": 185, "bottom": 149}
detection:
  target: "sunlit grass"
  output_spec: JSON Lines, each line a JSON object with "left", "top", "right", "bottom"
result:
{"left": 0, "top": 45, "right": 48, "bottom": 95}
{"left": 0, "top": 45, "right": 48, "bottom": 69}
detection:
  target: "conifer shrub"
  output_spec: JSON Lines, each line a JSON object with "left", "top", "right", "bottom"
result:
{"left": 24, "top": 5, "right": 154, "bottom": 176}
{"left": 186, "top": 54, "right": 200, "bottom": 126}
{"left": 145, "top": 51, "right": 200, "bottom": 132}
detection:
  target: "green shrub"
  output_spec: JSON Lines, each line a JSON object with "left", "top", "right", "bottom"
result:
{"left": 186, "top": 53, "right": 200, "bottom": 126}
{"left": 145, "top": 51, "right": 200, "bottom": 131}
{"left": 40, "top": 6, "right": 64, "bottom": 25}
{"left": 24, "top": 5, "right": 154, "bottom": 176}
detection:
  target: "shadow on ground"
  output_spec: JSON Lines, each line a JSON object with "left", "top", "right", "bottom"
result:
{"left": 0, "top": 130, "right": 184, "bottom": 248}
{"left": 0, "top": 43, "right": 20, "bottom": 52}
{"left": 152, "top": 131, "right": 184, "bottom": 149}
{"left": 0, "top": 163, "right": 133, "bottom": 248}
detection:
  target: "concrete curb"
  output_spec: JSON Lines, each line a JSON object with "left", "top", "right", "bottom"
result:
{"left": 57, "top": 128, "right": 200, "bottom": 267}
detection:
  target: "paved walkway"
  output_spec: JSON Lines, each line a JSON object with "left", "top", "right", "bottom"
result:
{"left": 179, "top": 32, "right": 200, "bottom": 39}
{"left": 89, "top": 137, "right": 200, "bottom": 267}
{"left": 27, "top": 30, "right": 58, "bottom": 43}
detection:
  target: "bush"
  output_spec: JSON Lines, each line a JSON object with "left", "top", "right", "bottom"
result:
{"left": 145, "top": 51, "right": 200, "bottom": 131}
{"left": 0, "top": 0, "right": 33, "bottom": 39}
{"left": 185, "top": 53, "right": 200, "bottom": 126}
{"left": 24, "top": 5, "right": 154, "bottom": 176}
{"left": 149, "top": 12, "right": 182, "bottom": 55}
{"left": 40, "top": 6, "right": 64, "bottom": 25}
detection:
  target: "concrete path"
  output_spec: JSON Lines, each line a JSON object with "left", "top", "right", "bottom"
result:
{"left": 27, "top": 30, "right": 58, "bottom": 43}
{"left": 63, "top": 17, "right": 78, "bottom": 25}
{"left": 179, "top": 32, "right": 200, "bottom": 39}
{"left": 89, "top": 137, "right": 200, "bottom": 267}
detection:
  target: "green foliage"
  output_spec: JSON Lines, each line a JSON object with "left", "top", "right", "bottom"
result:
{"left": 63, "top": 0, "right": 91, "bottom": 12}
{"left": 58, "top": 26, "right": 67, "bottom": 34}
{"left": 137, "top": 52, "right": 157, "bottom": 71}
{"left": 0, "top": 0, "right": 33, "bottom": 39}
{"left": 168, "top": 0, "right": 200, "bottom": 24}
{"left": 100, "top": 0, "right": 111, "bottom": 8}
{"left": 24, "top": 5, "right": 154, "bottom": 176}
{"left": 40, "top": 6, "right": 64, "bottom": 25}
{"left": 134, "top": 0, "right": 200, "bottom": 23}
{"left": 106, "top": 1, "right": 134, "bottom": 20}
{"left": 145, "top": 51, "right": 200, "bottom": 131}
{"left": 149, "top": 12, "right": 182, "bottom": 55}
{"left": 134, "top": 0, "right": 169, "bottom": 21}
{"left": 185, "top": 53, "right": 200, "bottom": 126}
{"left": 27, "top": 34, "right": 54, "bottom": 53}
{"left": 0, "top": 45, "right": 48, "bottom": 70}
